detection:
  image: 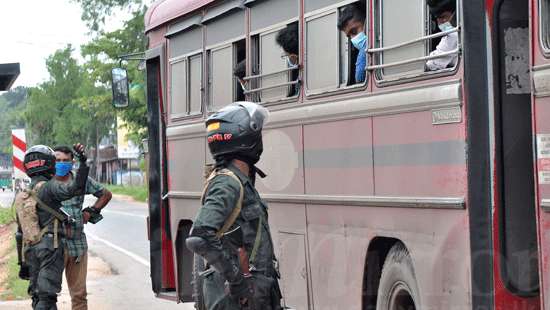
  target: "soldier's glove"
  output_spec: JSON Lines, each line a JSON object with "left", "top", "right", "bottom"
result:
{"left": 73, "top": 144, "right": 87, "bottom": 163}
{"left": 229, "top": 275, "right": 254, "bottom": 306}
{"left": 83, "top": 207, "right": 103, "bottom": 224}
{"left": 18, "top": 263, "right": 30, "bottom": 280}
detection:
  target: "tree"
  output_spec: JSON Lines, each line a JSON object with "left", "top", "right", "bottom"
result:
{"left": 0, "top": 87, "right": 28, "bottom": 154}
{"left": 71, "top": 0, "right": 145, "bottom": 32}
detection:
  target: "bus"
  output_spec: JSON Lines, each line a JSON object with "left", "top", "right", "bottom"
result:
{"left": 117, "top": 0, "right": 550, "bottom": 308}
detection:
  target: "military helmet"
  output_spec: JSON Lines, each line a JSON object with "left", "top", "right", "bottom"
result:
{"left": 427, "top": 0, "right": 456, "bottom": 17}
{"left": 206, "top": 101, "right": 269, "bottom": 164}
{"left": 23, "top": 145, "right": 56, "bottom": 177}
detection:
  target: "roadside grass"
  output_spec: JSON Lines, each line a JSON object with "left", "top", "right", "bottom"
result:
{"left": 0, "top": 206, "right": 15, "bottom": 226}
{"left": 104, "top": 184, "right": 148, "bottom": 202}
{"left": 2, "top": 242, "right": 29, "bottom": 300}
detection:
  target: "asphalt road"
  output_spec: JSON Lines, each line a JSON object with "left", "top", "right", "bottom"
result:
{"left": 0, "top": 191, "right": 195, "bottom": 310}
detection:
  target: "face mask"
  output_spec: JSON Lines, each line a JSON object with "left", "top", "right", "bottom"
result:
{"left": 55, "top": 162, "right": 73, "bottom": 177}
{"left": 239, "top": 81, "right": 247, "bottom": 92}
{"left": 438, "top": 21, "right": 454, "bottom": 32}
{"left": 286, "top": 57, "right": 295, "bottom": 68}
{"left": 351, "top": 32, "right": 367, "bottom": 50}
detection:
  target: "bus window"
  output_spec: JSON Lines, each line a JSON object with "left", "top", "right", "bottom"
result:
{"left": 204, "top": 2, "right": 245, "bottom": 110}
{"left": 372, "top": 0, "right": 460, "bottom": 81}
{"left": 167, "top": 17, "right": 203, "bottom": 117}
{"left": 169, "top": 59, "right": 187, "bottom": 116}
{"left": 305, "top": 1, "right": 367, "bottom": 94}
{"left": 246, "top": 0, "right": 300, "bottom": 103}
{"left": 542, "top": 0, "right": 550, "bottom": 50}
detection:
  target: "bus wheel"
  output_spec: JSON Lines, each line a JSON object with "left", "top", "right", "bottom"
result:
{"left": 192, "top": 254, "right": 206, "bottom": 310}
{"left": 375, "top": 243, "right": 419, "bottom": 310}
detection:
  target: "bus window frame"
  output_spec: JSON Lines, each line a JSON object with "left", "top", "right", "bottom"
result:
{"left": 168, "top": 49, "right": 204, "bottom": 121}
{"left": 247, "top": 16, "right": 300, "bottom": 106}
{"left": 539, "top": 0, "right": 550, "bottom": 56}
{"left": 304, "top": 0, "right": 368, "bottom": 98}
{"left": 206, "top": 36, "right": 246, "bottom": 113}
{"left": 372, "top": 0, "right": 462, "bottom": 86}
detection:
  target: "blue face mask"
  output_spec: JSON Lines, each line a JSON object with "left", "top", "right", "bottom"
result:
{"left": 55, "top": 162, "right": 73, "bottom": 177}
{"left": 351, "top": 32, "right": 367, "bottom": 51}
{"left": 438, "top": 21, "right": 454, "bottom": 32}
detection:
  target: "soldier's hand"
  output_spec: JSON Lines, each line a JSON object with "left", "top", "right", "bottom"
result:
{"left": 229, "top": 276, "right": 254, "bottom": 305}
{"left": 73, "top": 143, "right": 87, "bottom": 163}
{"left": 18, "top": 264, "right": 30, "bottom": 280}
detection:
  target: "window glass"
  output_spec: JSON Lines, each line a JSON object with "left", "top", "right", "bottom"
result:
{"left": 542, "top": 0, "right": 550, "bottom": 50}
{"left": 209, "top": 46, "right": 233, "bottom": 110}
{"left": 170, "top": 60, "right": 187, "bottom": 115}
{"left": 205, "top": 11, "right": 245, "bottom": 46}
{"left": 379, "top": 0, "right": 425, "bottom": 77}
{"left": 260, "top": 30, "right": 289, "bottom": 101}
{"left": 306, "top": 12, "right": 339, "bottom": 92}
{"left": 305, "top": 0, "right": 338, "bottom": 13}
{"left": 189, "top": 55, "right": 202, "bottom": 114}
{"left": 250, "top": 0, "right": 298, "bottom": 32}
{"left": 169, "top": 27, "right": 202, "bottom": 57}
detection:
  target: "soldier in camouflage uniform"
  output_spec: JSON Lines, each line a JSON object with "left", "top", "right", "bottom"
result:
{"left": 22, "top": 144, "right": 89, "bottom": 310}
{"left": 53, "top": 145, "right": 112, "bottom": 310}
{"left": 186, "top": 102, "right": 282, "bottom": 310}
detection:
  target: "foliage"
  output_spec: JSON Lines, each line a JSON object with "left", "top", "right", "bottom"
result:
{"left": 105, "top": 184, "right": 148, "bottom": 202}
{"left": 0, "top": 207, "right": 15, "bottom": 226}
{"left": 71, "top": 0, "right": 145, "bottom": 32}
{"left": 0, "top": 237, "right": 29, "bottom": 301}
{"left": 0, "top": 87, "right": 28, "bottom": 154}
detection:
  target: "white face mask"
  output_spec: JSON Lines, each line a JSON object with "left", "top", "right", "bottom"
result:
{"left": 438, "top": 21, "right": 454, "bottom": 32}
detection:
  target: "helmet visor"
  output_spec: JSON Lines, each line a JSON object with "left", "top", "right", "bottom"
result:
{"left": 236, "top": 101, "right": 270, "bottom": 127}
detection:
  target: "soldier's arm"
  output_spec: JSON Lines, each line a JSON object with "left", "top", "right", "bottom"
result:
{"left": 45, "top": 161, "right": 90, "bottom": 203}
{"left": 186, "top": 175, "right": 243, "bottom": 284}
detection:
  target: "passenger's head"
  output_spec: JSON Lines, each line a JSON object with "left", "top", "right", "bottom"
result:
{"left": 276, "top": 23, "right": 299, "bottom": 66}
{"left": 338, "top": 3, "right": 366, "bottom": 40}
{"left": 233, "top": 60, "right": 247, "bottom": 84}
{"left": 428, "top": 0, "right": 456, "bottom": 26}
{"left": 53, "top": 146, "right": 74, "bottom": 177}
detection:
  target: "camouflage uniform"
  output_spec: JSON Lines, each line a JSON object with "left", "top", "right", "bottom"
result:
{"left": 25, "top": 163, "right": 89, "bottom": 310}
{"left": 190, "top": 164, "right": 282, "bottom": 310}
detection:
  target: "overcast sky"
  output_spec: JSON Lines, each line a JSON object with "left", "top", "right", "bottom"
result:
{"left": 0, "top": 0, "right": 130, "bottom": 90}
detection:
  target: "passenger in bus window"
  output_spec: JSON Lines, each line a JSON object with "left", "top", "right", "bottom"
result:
{"left": 426, "top": 0, "right": 458, "bottom": 71}
{"left": 275, "top": 22, "right": 299, "bottom": 96}
{"left": 234, "top": 60, "right": 247, "bottom": 92}
{"left": 338, "top": 3, "right": 367, "bottom": 83}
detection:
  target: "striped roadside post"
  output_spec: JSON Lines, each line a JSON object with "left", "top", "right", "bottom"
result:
{"left": 11, "top": 129, "right": 27, "bottom": 185}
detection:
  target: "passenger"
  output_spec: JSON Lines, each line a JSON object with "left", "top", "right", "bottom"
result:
{"left": 234, "top": 60, "right": 247, "bottom": 92}
{"left": 338, "top": 3, "right": 367, "bottom": 83}
{"left": 275, "top": 22, "right": 300, "bottom": 96}
{"left": 426, "top": 0, "right": 458, "bottom": 71}
{"left": 275, "top": 23, "right": 299, "bottom": 68}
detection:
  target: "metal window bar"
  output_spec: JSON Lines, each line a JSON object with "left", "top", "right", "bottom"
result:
{"left": 368, "top": 27, "right": 459, "bottom": 54}
{"left": 243, "top": 79, "right": 300, "bottom": 94}
{"left": 366, "top": 49, "right": 459, "bottom": 70}
{"left": 243, "top": 65, "right": 299, "bottom": 81}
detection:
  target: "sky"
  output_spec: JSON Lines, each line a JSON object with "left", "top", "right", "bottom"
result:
{"left": 0, "top": 0, "right": 129, "bottom": 90}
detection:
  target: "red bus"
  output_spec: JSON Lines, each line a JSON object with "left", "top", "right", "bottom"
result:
{"left": 133, "top": 0, "right": 550, "bottom": 308}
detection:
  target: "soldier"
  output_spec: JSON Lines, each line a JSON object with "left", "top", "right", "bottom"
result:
{"left": 22, "top": 144, "right": 89, "bottom": 310}
{"left": 186, "top": 102, "right": 282, "bottom": 310}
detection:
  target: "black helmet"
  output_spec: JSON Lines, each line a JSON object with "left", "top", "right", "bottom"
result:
{"left": 206, "top": 101, "right": 269, "bottom": 164}
{"left": 427, "top": 0, "right": 456, "bottom": 17}
{"left": 24, "top": 145, "right": 56, "bottom": 177}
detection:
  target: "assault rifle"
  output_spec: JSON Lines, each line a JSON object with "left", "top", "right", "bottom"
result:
{"left": 224, "top": 226, "right": 256, "bottom": 310}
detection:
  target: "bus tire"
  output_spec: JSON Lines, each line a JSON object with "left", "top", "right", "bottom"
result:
{"left": 192, "top": 253, "right": 206, "bottom": 310}
{"left": 375, "top": 243, "right": 420, "bottom": 310}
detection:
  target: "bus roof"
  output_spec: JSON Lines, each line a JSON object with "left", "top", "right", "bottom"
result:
{"left": 145, "top": 0, "right": 215, "bottom": 32}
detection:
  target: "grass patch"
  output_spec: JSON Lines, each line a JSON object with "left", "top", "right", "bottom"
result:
{"left": 104, "top": 184, "right": 148, "bottom": 202}
{"left": 0, "top": 231, "right": 29, "bottom": 301}
{"left": 0, "top": 207, "right": 15, "bottom": 225}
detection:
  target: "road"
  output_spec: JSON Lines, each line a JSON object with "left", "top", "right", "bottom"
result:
{"left": 0, "top": 191, "right": 195, "bottom": 310}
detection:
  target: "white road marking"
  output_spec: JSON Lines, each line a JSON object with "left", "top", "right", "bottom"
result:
{"left": 102, "top": 209, "right": 147, "bottom": 219}
{"left": 87, "top": 232, "right": 150, "bottom": 267}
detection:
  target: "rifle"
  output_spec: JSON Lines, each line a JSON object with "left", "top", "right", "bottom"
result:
{"left": 224, "top": 226, "right": 256, "bottom": 310}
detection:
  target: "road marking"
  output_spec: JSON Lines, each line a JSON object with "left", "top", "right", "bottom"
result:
{"left": 87, "top": 232, "right": 150, "bottom": 267}
{"left": 102, "top": 210, "right": 147, "bottom": 219}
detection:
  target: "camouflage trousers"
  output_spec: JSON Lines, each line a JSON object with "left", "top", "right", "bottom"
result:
{"left": 25, "top": 235, "right": 64, "bottom": 310}
{"left": 203, "top": 270, "right": 282, "bottom": 310}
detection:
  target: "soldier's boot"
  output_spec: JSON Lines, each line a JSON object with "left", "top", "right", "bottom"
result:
{"left": 34, "top": 293, "right": 57, "bottom": 310}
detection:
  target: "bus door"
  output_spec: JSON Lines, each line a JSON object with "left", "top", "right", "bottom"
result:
{"left": 145, "top": 49, "right": 177, "bottom": 297}
{"left": 532, "top": 0, "right": 550, "bottom": 308}
{"left": 493, "top": 0, "right": 540, "bottom": 305}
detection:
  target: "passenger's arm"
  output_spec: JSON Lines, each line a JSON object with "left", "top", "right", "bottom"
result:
{"left": 426, "top": 33, "right": 459, "bottom": 71}
{"left": 355, "top": 49, "right": 367, "bottom": 83}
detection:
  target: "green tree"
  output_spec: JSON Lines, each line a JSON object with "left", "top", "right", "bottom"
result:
{"left": 71, "top": 0, "right": 145, "bottom": 32}
{"left": 0, "top": 87, "right": 27, "bottom": 154}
